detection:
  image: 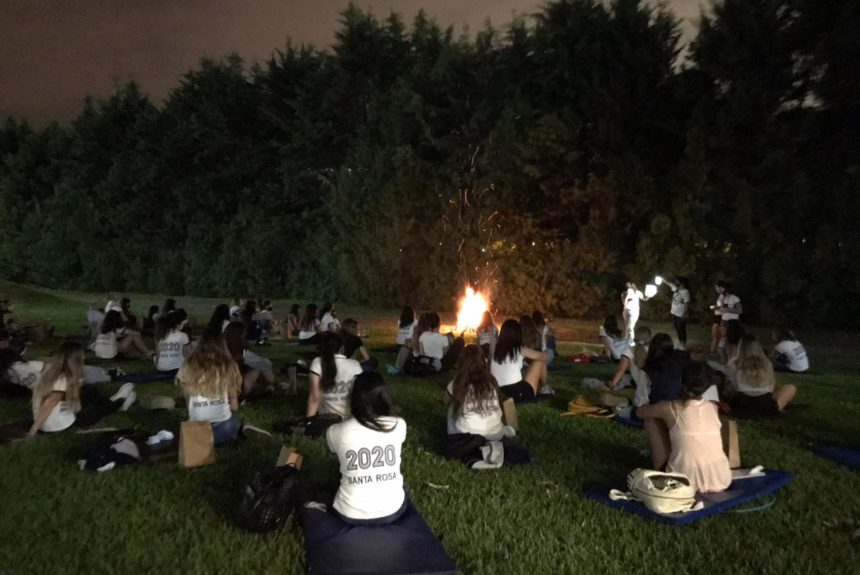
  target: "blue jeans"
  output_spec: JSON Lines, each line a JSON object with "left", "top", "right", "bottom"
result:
{"left": 212, "top": 416, "right": 242, "bottom": 445}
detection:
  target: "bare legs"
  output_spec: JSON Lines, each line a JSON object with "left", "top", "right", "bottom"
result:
{"left": 523, "top": 359, "right": 546, "bottom": 394}
{"left": 118, "top": 330, "right": 151, "bottom": 358}
{"left": 775, "top": 384, "right": 797, "bottom": 411}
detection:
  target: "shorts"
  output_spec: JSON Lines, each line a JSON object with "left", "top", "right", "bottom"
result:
{"left": 731, "top": 393, "right": 779, "bottom": 417}
{"left": 499, "top": 381, "right": 535, "bottom": 404}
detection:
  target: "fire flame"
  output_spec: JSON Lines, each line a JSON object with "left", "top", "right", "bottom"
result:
{"left": 456, "top": 287, "right": 488, "bottom": 332}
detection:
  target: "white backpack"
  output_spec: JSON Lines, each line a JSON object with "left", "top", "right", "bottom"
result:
{"left": 610, "top": 469, "right": 703, "bottom": 514}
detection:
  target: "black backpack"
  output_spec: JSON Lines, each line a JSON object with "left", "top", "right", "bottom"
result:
{"left": 237, "top": 465, "right": 299, "bottom": 533}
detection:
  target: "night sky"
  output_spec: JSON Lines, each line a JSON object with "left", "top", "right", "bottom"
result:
{"left": 1, "top": 0, "right": 705, "bottom": 124}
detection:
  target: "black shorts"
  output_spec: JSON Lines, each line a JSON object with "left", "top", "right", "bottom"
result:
{"left": 731, "top": 392, "right": 779, "bottom": 417}
{"left": 499, "top": 381, "right": 535, "bottom": 404}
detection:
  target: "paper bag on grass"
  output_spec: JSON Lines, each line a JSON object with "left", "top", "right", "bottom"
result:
{"left": 179, "top": 421, "right": 215, "bottom": 468}
{"left": 720, "top": 416, "right": 740, "bottom": 469}
{"left": 500, "top": 397, "right": 518, "bottom": 431}
{"left": 276, "top": 445, "right": 303, "bottom": 469}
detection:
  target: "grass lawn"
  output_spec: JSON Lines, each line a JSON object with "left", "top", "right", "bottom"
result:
{"left": 0, "top": 281, "right": 858, "bottom": 574}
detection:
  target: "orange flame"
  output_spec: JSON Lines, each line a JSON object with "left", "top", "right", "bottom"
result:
{"left": 456, "top": 287, "right": 488, "bottom": 332}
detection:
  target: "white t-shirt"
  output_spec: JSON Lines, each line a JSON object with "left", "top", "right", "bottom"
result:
{"left": 477, "top": 324, "right": 498, "bottom": 347}
{"left": 713, "top": 294, "right": 724, "bottom": 319}
{"left": 92, "top": 330, "right": 122, "bottom": 359}
{"left": 539, "top": 324, "right": 550, "bottom": 351}
{"left": 327, "top": 417, "right": 406, "bottom": 521}
{"left": 309, "top": 354, "right": 363, "bottom": 418}
{"left": 319, "top": 312, "right": 340, "bottom": 333}
{"left": 491, "top": 350, "right": 524, "bottom": 387}
{"left": 105, "top": 300, "right": 123, "bottom": 313}
{"left": 299, "top": 319, "right": 320, "bottom": 340}
{"left": 419, "top": 331, "right": 448, "bottom": 359}
{"left": 33, "top": 375, "right": 76, "bottom": 432}
{"left": 229, "top": 305, "right": 242, "bottom": 321}
{"left": 7, "top": 360, "right": 44, "bottom": 390}
{"left": 774, "top": 340, "right": 809, "bottom": 372}
{"left": 187, "top": 392, "right": 232, "bottom": 423}
{"left": 446, "top": 381, "right": 503, "bottom": 440}
{"left": 87, "top": 309, "right": 105, "bottom": 325}
{"left": 156, "top": 330, "right": 190, "bottom": 371}
{"left": 254, "top": 310, "right": 273, "bottom": 323}
{"left": 721, "top": 294, "right": 741, "bottom": 321}
{"left": 671, "top": 288, "right": 690, "bottom": 318}
{"left": 396, "top": 320, "right": 417, "bottom": 346}
{"left": 624, "top": 289, "right": 644, "bottom": 312}
{"left": 601, "top": 327, "right": 631, "bottom": 361}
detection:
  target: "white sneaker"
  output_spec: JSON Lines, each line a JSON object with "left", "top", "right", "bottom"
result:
{"left": 110, "top": 383, "right": 136, "bottom": 411}
{"left": 538, "top": 384, "right": 555, "bottom": 396}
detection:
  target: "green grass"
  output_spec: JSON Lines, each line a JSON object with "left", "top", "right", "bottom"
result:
{"left": 0, "top": 281, "right": 858, "bottom": 574}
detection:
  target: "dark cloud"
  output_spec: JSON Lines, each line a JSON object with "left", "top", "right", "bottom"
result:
{"left": 0, "top": 0, "right": 704, "bottom": 124}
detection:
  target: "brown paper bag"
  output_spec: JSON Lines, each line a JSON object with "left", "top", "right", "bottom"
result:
{"left": 276, "top": 445, "right": 303, "bottom": 469}
{"left": 501, "top": 397, "right": 518, "bottom": 431}
{"left": 720, "top": 416, "right": 741, "bottom": 469}
{"left": 179, "top": 421, "right": 215, "bottom": 468}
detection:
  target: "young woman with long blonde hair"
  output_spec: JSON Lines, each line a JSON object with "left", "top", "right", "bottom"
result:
{"left": 29, "top": 342, "right": 135, "bottom": 436}
{"left": 177, "top": 332, "right": 268, "bottom": 444}
{"left": 726, "top": 334, "right": 796, "bottom": 416}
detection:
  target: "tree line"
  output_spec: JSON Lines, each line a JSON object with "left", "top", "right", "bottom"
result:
{"left": 0, "top": 0, "right": 857, "bottom": 326}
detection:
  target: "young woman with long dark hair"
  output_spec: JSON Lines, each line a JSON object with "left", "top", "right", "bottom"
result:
{"left": 92, "top": 310, "right": 151, "bottom": 359}
{"left": 491, "top": 319, "right": 548, "bottom": 403}
{"left": 298, "top": 303, "right": 321, "bottom": 345}
{"left": 307, "top": 332, "right": 363, "bottom": 419}
{"left": 325, "top": 371, "right": 406, "bottom": 524}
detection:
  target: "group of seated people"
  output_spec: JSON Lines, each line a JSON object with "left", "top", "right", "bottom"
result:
{"left": 3, "top": 295, "right": 810, "bottom": 526}
{"left": 600, "top": 320, "right": 800, "bottom": 492}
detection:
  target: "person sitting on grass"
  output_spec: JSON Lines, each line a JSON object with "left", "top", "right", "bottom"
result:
{"left": 325, "top": 371, "right": 406, "bottom": 525}
{"left": 604, "top": 325, "right": 652, "bottom": 409}
{"left": 206, "top": 304, "right": 231, "bottom": 335}
{"left": 725, "top": 334, "right": 796, "bottom": 417}
{"left": 319, "top": 302, "right": 341, "bottom": 333}
{"left": 418, "top": 312, "right": 449, "bottom": 372}
{"left": 490, "top": 319, "right": 548, "bottom": 403}
{"left": 391, "top": 306, "right": 417, "bottom": 370}
{"left": 599, "top": 315, "right": 629, "bottom": 361}
{"left": 87, "top": 301, "right": 105, "bottom": 344}
{"left": 636, "top": 362, "right": 731, "bottom": 492}
{"left": 307, "top": 332, "right": 363, "bottom": 421}
{"left": 28, "top": 342, "right": 136, "bottom": 437}
{"left": 254, "top": 299, "right": 275, "bottom": 335}
{"left": 285, "top": 304, "right": 301, "bottom": 339}
{"left": 223, "top": 321, "right": 269, "bottom": 400}
{"left": 476, "top": 310, "right": 498, "bottom": 359}
{"left": 770, "top": 328, "right": 809, "bottom": 373}
{"left": 298, "top": 303, "right": 321, "bottom": 345}
{"left": 92, "top": 310, "right": 152, "bottom": 360}
{"left": 177, "top": 332, "right": 268, "bottom": 444}
{"left": 241, "top": 300, "right": 264, "bottom": 342}
{"left": 341, "top": 318, "right": 377, "bottom": 372}
{"left": 142, "top": 305, "right": 159, "bottom": 336}
{"left": 155, "top": 310, "right": 192, "bottom": 373}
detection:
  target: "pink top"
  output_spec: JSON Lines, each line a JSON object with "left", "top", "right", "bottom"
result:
{"left": 667, "top": 399, "right": 732, "bottom": 493}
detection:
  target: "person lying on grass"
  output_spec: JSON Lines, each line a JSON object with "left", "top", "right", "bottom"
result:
{"left": 724, "top": 335, "right": 796, "bottom": 417}
{"left": 307, "top": 332, "right": 363, "bottom": 420}
{"left": 490, "top": 319, "right": 548, "bottom": 404}
{"left": 325, "top": 371, "right": 407, "bottom": 525}
{"left": 177, "top": 332, "right": 268, "bottom": 444}
{"left": 1, "top": 347, "right": 126, "bottom": 399}
{"left": 29, "top": 342, "right": 136, "bottom": 437}
{"left": 636, "top": 361, "right": 731, "bottom": 492}
{"left": 91, "top": 310, "right": 152, "bottom": 360}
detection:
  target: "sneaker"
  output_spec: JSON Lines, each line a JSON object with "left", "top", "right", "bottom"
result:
{"left": 538, "top": 384, "right": 555, "bottom": 396}
{"left": 110, "top": 383, "right": 137, "bottom": 411}
{"left": 242, "top": 424, "right": 272, "bottom": 439}
{"left": 296, "top": 359, "right": 308, "bottom": 368}
{"left": 386, "top": 365, "right": 401, "bottom": 375}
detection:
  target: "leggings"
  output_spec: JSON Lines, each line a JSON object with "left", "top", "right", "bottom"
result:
{"left": 75, "top": 386, "right": 123, "bottom": 428}
{"left": 671, "top": 314, "right": 687, "bottom": 345}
